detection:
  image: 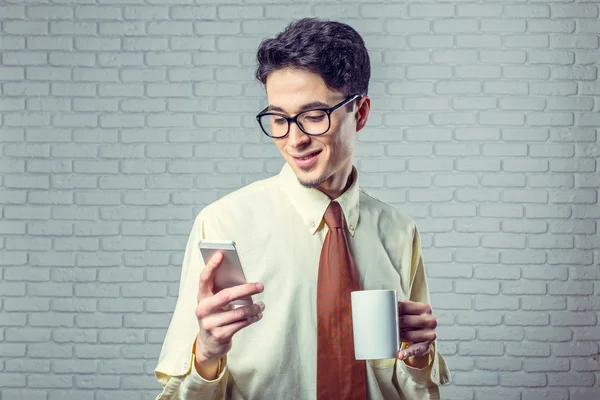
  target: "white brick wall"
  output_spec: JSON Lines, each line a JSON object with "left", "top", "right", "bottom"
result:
{"left": 1, "top": 1, "right": 599, "bottom": 399}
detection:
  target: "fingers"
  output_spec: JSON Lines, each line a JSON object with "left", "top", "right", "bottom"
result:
{"left": 397, "top": 302, "right": 437, "bottom": 361}
{"left": 400, "top": 328, "right": 437, "bottom": 344}
{"left": 398, "top": 314, "right": 437, "bottom": 331}
{"left": 398, "top": 342, "right": 432, "bottom": 360}
{"left": 210, "top": 313, "right": 264, "bottom": 345}
{"left": 201, "top": 302, "right": 266, "bottom": 331}
{"left": 398, "top": 301, "right": 432, "bottom": 316}
{"left": 198, "top": 252, "right": 224, "bottom": 301}
{"left": 197, "top": 282, "right": 264, "bottom": 317}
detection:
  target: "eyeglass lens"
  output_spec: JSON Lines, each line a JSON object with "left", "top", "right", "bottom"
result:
{"left": 259, "top": 109, "right": 329, "bottom": 138}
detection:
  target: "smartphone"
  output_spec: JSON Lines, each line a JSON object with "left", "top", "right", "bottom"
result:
{"left": 198, "top": 240, "right": 252, "bottom": 306}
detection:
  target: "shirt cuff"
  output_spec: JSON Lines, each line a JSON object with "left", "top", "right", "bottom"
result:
{"left": 397, "top": 347, "right": 435, "bottom": 387}
{"left": 187, "top": 353, "right": 228, "bottom": 384}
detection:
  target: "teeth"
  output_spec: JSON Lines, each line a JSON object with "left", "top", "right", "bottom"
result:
{"left": 299, "top": 152, "right": 316, "bottom": 160}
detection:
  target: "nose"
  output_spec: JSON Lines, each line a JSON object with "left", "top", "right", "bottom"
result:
{"left": 287, "top": 121, "right": 310, "bottom": 148}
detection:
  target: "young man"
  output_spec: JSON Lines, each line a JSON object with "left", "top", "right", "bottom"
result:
{"left": 155, "top": 18, "right": 450, "bottom": 399}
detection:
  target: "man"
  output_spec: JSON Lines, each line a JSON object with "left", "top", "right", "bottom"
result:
{"left": 155, "top": 18, "right": 450, "bottom": 399}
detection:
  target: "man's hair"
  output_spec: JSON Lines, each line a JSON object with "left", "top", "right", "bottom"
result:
{"left": 255, "top": 18, "right": 371, "bottom": 98}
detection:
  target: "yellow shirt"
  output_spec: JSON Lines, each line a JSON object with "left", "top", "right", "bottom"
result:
{"left": 155, "top": 163, "right": 451, "bottom": 400}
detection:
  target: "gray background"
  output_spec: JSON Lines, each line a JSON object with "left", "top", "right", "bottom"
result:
{"left": 0, "top": 0, "right": 599, "bottom": 399}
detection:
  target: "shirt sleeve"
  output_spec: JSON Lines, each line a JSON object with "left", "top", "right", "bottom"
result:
{"left": 154, "top": 212, "right": 230, "bottom": 400}
{"left": 394, "top": 225, "right": 452, "bottom": 397}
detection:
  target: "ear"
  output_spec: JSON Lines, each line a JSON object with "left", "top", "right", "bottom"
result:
{"left": 355, "top": 96, "right": 371, "bottom": 132}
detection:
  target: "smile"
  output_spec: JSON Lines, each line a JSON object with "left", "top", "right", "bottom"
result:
{"left": 291, "top": 150, "right": 321, "bottom": 167}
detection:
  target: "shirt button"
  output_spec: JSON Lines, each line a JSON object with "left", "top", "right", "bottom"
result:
{"left": 310, "top": 222, "right": 315, "bottom": 227}
{"left": 349, "top": 225, "right": 354, "bottom": 231}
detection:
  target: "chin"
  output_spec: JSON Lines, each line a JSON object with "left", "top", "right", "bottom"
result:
{"left": 297, "top": 169, "right": 328, "bottom": 189}
{"left": 290, "top": 164, "right": 324, "bottom": 188}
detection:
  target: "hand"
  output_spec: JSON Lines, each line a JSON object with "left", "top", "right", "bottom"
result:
{"left": 195, "top": 252, "right": 265, "bottom": 366}
{"left": 397, "top": 301, "right": 437, "bottom": 368}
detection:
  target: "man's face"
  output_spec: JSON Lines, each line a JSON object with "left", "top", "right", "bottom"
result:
{"left": 265, "top": 68, "right": 369, "bottom": 196}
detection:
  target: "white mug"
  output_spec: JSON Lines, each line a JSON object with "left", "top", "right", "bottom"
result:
{"left": 351, "top": 289, "right": 399, "bottom": 360}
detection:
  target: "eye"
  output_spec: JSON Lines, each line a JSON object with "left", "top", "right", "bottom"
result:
{"left": 272, "top": 117, "right": 287, "bottom": 125}
{"left": 306, "top": 115, "right": 325, "bottom": 122}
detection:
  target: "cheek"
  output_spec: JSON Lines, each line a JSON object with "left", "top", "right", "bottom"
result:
{"left": 274, "top": 140, "right": 287, "bottom": 155}
{"left": 331, "top": 120, "right": 355, "bottom": 156}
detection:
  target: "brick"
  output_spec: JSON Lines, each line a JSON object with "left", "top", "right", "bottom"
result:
{"left": 501, "top": 189, "right": 548, "bottom": 203}
{"left": 474, "top": 265, "right": 520, "bottom": 280}
{"left": 195, "top": 21, "right": 240, "bottom": 35}
{"left": 3, "top": 20, "right": 48, "bottom": 35}
{"left": 554, "top": 342, "right": 599, "bottom": 358}
{"left": 219, "top": 5, "right": 261, "bottom": 19}
{"left": 479, "top": 327, "right": 525, "bottom": 341}
{"left": 457, "top": 34, "right": 502, "bottom": 48}
{"left": 500, "top": 372, "right": 547, "bottom": 388}
{"left": 529, "top": 20, "right": 575, "bottom": 34}
{"left": 525, "top": 326, "right": 573, "bottom": 343}
{"left": 459, "top": 342, "right": 504, "bottom": 356}
{"left": 475, "top": 358, "right": 522, "bottom": 372}
{"left": 100, "top": 21, "right": 145, "bottom": 36}
{"left": 98, "top": 360, "right": 144, "bottom": 374}
{"left": 98, "top": 299, "right": 143, "bottom": 313}
{"left": 0, "top": 67, "right": 25, "bottom": 81}
{"left": 100, "top": 207, "right": 145, "bottom": 221}
{"left": 75, "top": 375, "right": 121, "bottom": 390}
{"left": 551, "top": 311, "right": 596, "bottom": 327}
{"left": 74, "top": 39, "right": 121, "bottom": 53}
{"left": 76, "top": 314, "right": 122, "bottom": 329}
{"left": 475, "top": 295, "right": 519, "bottom": 311}
{"left": 5, "top": 359, "right": 51, "bottom": 373}
{"left": 523, "top": 297, "right": 567, "bottom": 312}
{"left": 101, "top": 236, "right": 146, "bottom": 251}
{"left": 29, "top": 312, "right": 75, "bottom": 328}
{"left": 27, "top": 37, "right": 73, "bottom": 51}
{"left": 76, "top": 251, "right": 120, "bottom": 266}
{"left": 548, "top": 281, "right": 594, "bottom": 296}
{"left": 145, "top": 296, "right": 179, "bottom": 312}
{"left": 433, "top": 20, "right": 478, "bottom": 34}
{"left": 75, "top": 345, "right": 120, "bottom": 359}
{"left": 50, "top": 391, "right": 94, "bottom": 400}
{"left": 504, "top": 34, "right": 549, "bottom": 49}
{"left": 550, "top": 373, "right": 596, "bottom": 388}
{"left": 98, "top": 268, "right": 144, "bottom": 282}
{"left": 123, "top": 6, "right": 168, "bottom": 20}
{"left": 456, "top": 158, "right": 500, "bottom": 172}
{"left": 0, "top": 5, "right": 25, "bottom": 18}
{"left": 52, "top": 360, "right": 97, "bottom": 374}
{"left": 452, "top": 371, "right": 498, "bottom": 386}
{"left": 71, "top": 69, "right": 118, "bottom": 83}
{"left": 481, "top": 174, "right": 526, "bottom": 188}
{"left": 552, "top": 4, "right": 599, "bottom": 18}
{"left": 571, "top": 359, "right": 600, "bottom": 373}
{"left": 455, "top": 280, "right": 498, "bottom": 294}
{"left": 75, "top": 284, "right": 119, "bottom": 298}
{"left": 124, "top": 314, "right": 171, "bottom": 329}
{"left": 52, "top": 298, "right": 97, "bottom": 313}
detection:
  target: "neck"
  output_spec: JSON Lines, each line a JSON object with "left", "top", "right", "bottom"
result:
{"left": 317, "top": 166, "right": 354, "bottom": 200}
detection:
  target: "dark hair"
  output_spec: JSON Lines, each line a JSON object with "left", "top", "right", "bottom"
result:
{"left": 256, "top": 18, "right": 371, "bottom": 99}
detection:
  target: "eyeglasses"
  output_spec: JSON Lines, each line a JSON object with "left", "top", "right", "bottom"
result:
{"left": 255, "top": 94, "right": 361, "bottom": 138}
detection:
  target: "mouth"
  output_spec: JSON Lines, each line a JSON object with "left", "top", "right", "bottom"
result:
{"left": 291, "top": 150, "right": 322, "bottom": 168}
{"left": 292, "top": 150, "right": 321, "bottom": 160}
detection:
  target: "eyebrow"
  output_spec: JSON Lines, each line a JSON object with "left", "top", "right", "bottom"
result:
{"left": 266, "top": 100, "right": 331, "bottom": 114}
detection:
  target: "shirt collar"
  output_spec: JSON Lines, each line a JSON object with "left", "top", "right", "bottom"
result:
{"left": 278, "top": 163, "right": 360, "bottom": 237}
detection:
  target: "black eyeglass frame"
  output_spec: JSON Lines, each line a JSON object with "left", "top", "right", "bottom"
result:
{"left": 255, "top": 94, "right": 362, "bottom": 138}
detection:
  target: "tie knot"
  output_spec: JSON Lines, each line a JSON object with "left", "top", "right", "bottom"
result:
{"left": 323, "top": 201, "right": 344, "bottom": 229}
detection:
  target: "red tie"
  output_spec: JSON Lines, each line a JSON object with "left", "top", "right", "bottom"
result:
{"left": 317, "top": 201, "right": 367, "bottom": 400}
